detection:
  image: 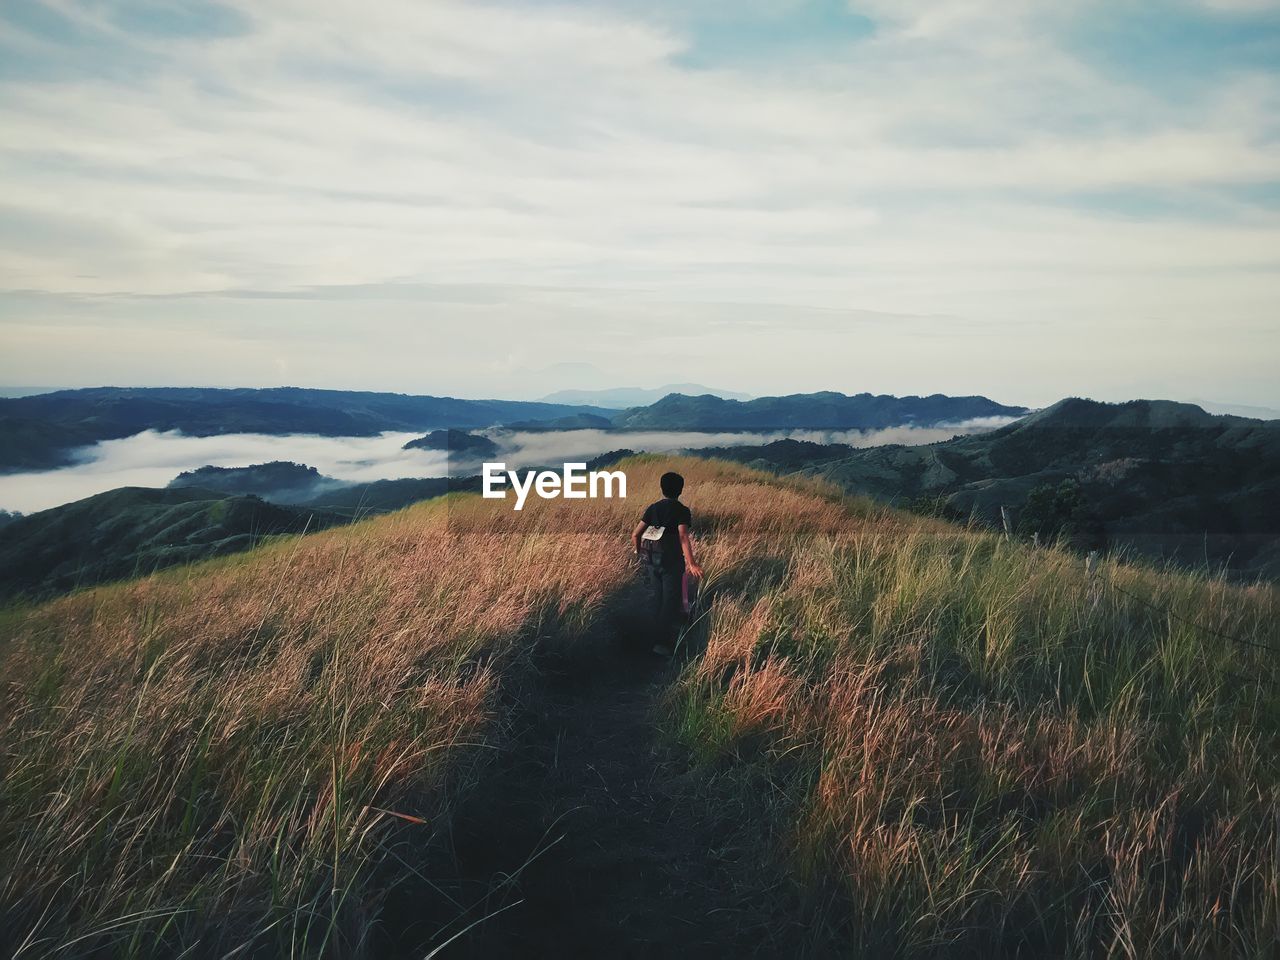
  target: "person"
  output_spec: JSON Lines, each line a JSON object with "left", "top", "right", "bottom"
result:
{"left": 631, "top": 471, "right": 703, "bottom": 656}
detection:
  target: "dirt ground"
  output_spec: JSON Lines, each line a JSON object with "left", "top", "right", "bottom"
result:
{"left": 426, "top": 603, "right": 818, "bottom": 959}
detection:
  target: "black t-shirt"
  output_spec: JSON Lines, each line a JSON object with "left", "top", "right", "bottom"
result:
{"left": 642, "top": 497, "right": 692, "bottom": 567}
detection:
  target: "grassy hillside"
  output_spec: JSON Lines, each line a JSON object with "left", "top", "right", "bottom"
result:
{"left": 0, "top": 459, "right": 1276, "bottom": 957}
{"left": 0, "top": 487, "right": 347, "bottom": 602}
{"left": 695, "top": 399, "right": 1280, "bottom": 579}
{"left": 668, "top": 502, "right": 1279, "bottom": 955}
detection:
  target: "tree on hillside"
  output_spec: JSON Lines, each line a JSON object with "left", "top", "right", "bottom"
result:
{"left": 903, "top": 494, "right": 967, "bottom": 524}
{"left": 1016, "top": 478, "right": 1104, "bottom": 550}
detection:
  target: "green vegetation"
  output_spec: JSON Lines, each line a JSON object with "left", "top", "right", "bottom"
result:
{"left": 169, "top": 460, "right": 326, "bottom": 499}
{"left": 1016, "top": 477, "right": 1104, "bottom": 549}
{"left": 401, "top": 429, "right": 499, "bottom": 456}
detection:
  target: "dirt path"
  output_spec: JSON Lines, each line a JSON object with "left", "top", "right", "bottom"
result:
{"left": 433, "top": 609, "right": 812, "bottom": 959}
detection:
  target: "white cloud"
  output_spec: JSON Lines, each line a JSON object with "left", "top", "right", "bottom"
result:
{"left": 0, "top": 417, "right": 1017, "bottom": 514}
{"left": 0, "top": 0, "right": 1277, "bottom": 406}
{"left": 1193, "top": 0, "right": 1280, "bottom": 11}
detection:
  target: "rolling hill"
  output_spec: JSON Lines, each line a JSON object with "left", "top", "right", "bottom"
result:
{"left": 0, "top": 458, "right": 1275, "bottom": 957}
{"left": 169, "top": 460, "right": 329, "bottom": 500}
{"left": 0, "top": 471, "right": 477, "bottom": 600}
{"left": 0, "top": 486, "right": 344, "bottom": 601}
{"left": 401, "top": 429, "right": 500, "bottom": 456}
{"left": 694, "top": 399, "right": 1280, "bottom": 578}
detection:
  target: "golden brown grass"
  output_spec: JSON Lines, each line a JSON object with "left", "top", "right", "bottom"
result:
{"left": 1, "top": 455, "right": 1276, "bottom": 958}
{"left": 668, "top": 470, "right": 1280, "bottom": 958}
{"left": 0, "top": 478, "right": 651, "bottom": 957}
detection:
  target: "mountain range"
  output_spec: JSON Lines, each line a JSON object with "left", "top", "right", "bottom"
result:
{"left": 0, "top": 387, "right": 1027, "bottom": 472}
{"left": 537, "top": 384, "right": 752, "bottom": 407}
{"left": 9, "top": 387, "right": 1274, "bottom": 589}
{"left": 611, "top": 391, "right": 1027, "bottom": 431}
{"left": 0, "top": 386, "right": 613, "bottom": 471}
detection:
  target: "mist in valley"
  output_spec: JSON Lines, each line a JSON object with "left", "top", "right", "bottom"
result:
{"left": 0, "top": 418, "right": 1019, "bottom": 515}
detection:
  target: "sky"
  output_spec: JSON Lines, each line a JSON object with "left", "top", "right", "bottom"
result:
{"left": 0, "top": 0, "right": 1277, "bottom": 408}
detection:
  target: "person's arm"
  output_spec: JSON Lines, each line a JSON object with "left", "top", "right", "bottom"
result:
{"left": 631, "top": 519, "right": 648, "bottom": 555}
{"left": 677, "top": 524, "right": 703, "bottom": 579}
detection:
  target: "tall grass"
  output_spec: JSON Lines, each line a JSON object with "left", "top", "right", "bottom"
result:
{"left": 2, "top": 456, "right": 1276, "bottom": 957}
{"left": 667, "top": 471, "right": 1280, "bottom": 957}
{"left": 0, "top": 490, "right": 638, "bottom": 957}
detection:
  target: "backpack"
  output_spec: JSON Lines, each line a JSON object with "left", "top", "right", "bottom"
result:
{"left": 638, "top": 525, "right": 666, "bottom": 569}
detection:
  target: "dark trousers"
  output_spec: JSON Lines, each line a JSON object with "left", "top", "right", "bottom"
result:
{"left": 647, "top": 564, "right": 684, "bottom": 648}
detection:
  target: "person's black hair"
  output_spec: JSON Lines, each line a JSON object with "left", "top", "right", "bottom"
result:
{"left": 660, "top": 471, "right": 684, "bottom": 498}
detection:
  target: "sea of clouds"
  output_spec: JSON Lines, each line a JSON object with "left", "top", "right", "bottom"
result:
{"left": 0, "top": 418, "right": 1018, "bottom": 515}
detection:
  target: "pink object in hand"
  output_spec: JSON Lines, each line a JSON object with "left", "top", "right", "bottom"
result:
{"left": 681, "top": 571, "right": 700, "bottom": 616}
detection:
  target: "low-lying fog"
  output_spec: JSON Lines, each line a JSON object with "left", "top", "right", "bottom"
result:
{"left": 0, "top": 418, "right": 1018, "bottom": 515}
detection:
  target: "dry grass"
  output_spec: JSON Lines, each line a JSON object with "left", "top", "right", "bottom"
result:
{"left": 0, "top": 480, "right": 648, "bottom": 957}
{"left": 668, "top": 472, "right": 1280, "bottom": 958}
{"left": 2, "top": 455, "right": 1276, "bottom": 957}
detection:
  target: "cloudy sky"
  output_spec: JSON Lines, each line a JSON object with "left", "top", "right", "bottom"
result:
{"left": 0, "top": 0, "right": 1277, "bottom": 408}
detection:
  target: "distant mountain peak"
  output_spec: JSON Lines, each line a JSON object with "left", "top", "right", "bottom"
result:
{"left": 613, "top": 390, "right": 1028, "bottom": 431}
{"left": 1017, "top": 397, "right": 1228, "bottom": 432}
{"left": 537, "top": 384, "right": 752, "bottom": 407}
